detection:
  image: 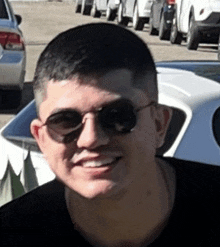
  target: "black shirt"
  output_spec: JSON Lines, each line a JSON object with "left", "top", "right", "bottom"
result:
{"left": 1, "top": 157, "right": 220, "bottom": 246}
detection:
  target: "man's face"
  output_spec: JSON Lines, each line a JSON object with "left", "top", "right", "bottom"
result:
{"left": 31, "top": 69, "right": 169, "bottom": 199}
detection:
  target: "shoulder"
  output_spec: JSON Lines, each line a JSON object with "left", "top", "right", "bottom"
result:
{"left": 159, "top": 157, "right": 220, "bottom": 207}
{"left": 164, "top": 157, "right": 220, "bottom": 188}
{"left": 159, "top": 158, "right": 220, "bottom": 245}
{"left": 163, "top": 157, "right": 220, "bottom": 217}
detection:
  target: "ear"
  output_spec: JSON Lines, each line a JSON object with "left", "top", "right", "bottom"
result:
{"left": 153, "top": 104, "right": 173, "bottom": 148}
{"left": 30, "top": 119, "right": 45, "bottom": 152}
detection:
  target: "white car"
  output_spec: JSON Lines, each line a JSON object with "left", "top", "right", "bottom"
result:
{"left": 1, "top": 61, "right": 220, "bottom": 206}
{"left": 117, "top": 0, "right": 153, "bottom": 30}
{"left": 90, "top": 0, "right": 119, "bottom": 20}
{"left": 170, "top": 0, "right": 220, "bottom": 50}
{"left": 0, "top": 0, "right": 26, "bottom": 108}
{"left": 90, "top": 0, "right": 107, "bottom": 18}
{"left": 106, "top": 0, "right": 119, "bottom": 21}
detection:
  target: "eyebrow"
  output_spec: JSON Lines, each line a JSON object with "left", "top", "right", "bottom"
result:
{"left": 49, "top": 108, "right": 78, "bottom": 116}
{"left": 48, "top": 98, "right": 129, "bottom": 116}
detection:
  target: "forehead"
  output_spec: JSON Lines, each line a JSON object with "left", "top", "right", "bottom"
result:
{"left": 39, "top": 69, "right": 148, "bottom": 117}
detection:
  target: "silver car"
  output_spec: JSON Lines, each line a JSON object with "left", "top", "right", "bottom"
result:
{"left": 90, "top": 0, "right": 119, "bottom": 21}
{"left": 0, "top": 0, "right": 26, "bottom": 108}
{"left": 117, "top": 0, "right": 153, "bottom": 30}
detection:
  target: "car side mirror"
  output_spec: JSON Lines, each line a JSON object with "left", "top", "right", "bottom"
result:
{"left": 15, "top": 14, "right": 22, "bottom": 25}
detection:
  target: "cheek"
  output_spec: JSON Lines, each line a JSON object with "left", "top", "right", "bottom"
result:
{"left": 43, "top": 142, "right": 63, "bottom": 165}
{"left": 133, "top": 117, "right": 157, "bottom": 152}
{"left": 118, "top": 125, "right": 157, "bottom": 167}
{"left": 40, "top": 135, "right": 76, "bottom": 170}
{"left": 116, "top": 113, "right": 157, "bottom": 157}
{"left": 117, "top": 126, "right": 157, "bottom": 179}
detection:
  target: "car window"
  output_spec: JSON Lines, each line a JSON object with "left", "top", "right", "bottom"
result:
{"left": 0, "top": 0, "right": 9, "bottom": 19}
{"left": 157, "top": 107, "right": 186, "bottom": 155}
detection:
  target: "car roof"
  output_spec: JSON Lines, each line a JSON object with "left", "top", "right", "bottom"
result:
{"left": 157, "top": 66, "right": 220, "bottom": 108}
{"left": 156, "top": 60, "right": 220, "bottom": 83}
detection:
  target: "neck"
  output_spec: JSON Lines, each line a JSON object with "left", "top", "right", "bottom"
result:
{"left": 65, "top": 159, "right": 176, "bottom": 247}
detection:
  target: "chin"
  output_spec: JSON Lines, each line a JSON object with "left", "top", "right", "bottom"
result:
{"left": 70, "top": 180, "right": 122, "bottom": 200}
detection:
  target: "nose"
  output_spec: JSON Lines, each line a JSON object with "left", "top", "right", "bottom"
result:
{"left": 76, "top": 113, "right": 110, "bottom": 150}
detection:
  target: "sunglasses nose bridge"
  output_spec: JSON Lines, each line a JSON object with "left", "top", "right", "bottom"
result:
{"left": 77, "top": 112, "right": 110, "bottom": 149}
{"left": 82, "top": 112, "right": 97, "bottom": 124}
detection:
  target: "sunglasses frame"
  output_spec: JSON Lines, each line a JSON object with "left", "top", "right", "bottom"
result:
{"left": 40, "top": 99, "right": 157, "bottom": 144}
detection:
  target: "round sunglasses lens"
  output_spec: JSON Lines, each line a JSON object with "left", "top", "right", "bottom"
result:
{"left": 46, "top": 111, "right": 82, "bottom": 142}
{"left": 47, "top": 111, "right": 82, "bottom": 133}
{"left": 63, "top": 127, "right": 83, "bottom": 143}
{"left": 100, "top": 101, "right": 137, "bottom": 133}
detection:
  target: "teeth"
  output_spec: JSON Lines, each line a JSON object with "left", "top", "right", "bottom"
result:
{"left": 82, "top": 157, "right": 115, "bottom": 168}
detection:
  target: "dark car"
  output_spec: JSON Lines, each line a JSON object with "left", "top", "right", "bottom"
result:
{"left": 149, "top": 0, "right": 175, "bottom": 40}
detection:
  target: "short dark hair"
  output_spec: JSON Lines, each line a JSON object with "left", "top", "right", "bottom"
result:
{"left": 33, "top": 22, "right": 157, "bottom": 113}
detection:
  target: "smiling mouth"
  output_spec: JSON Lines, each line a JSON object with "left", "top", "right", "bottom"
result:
{"left": 79, "top": 157, "right": 122, "bottom": 168}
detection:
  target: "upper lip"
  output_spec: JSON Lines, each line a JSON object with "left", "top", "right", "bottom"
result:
{"left": 72, "top": 150, "right": 123, "bottom": 165}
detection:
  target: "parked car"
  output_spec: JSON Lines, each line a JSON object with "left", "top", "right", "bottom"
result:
{"left": 1, "top": 61, "right": 220, "bottom": 206}
{"left": 75, "top": 0, "right": 93, "bottom": 15}
{"left": 117, "top": 0, "right": 152, "bottom": 31}
{"left": 75, "top": 0, "right": 82, "bottom": 13}
{"left": 170, "top": 0, "right": 220, "bottom": 50}
{"left": 0, "top": 0, "right": 26, "bottom": 109}
{"left": 90, "top": 0, "right": 106, "bottom": 18}
{"left": 149, "top": 0, "right": 175, "bottom": 40}
{"left": 89, "top": 0, "right": 118, "bottom": 20}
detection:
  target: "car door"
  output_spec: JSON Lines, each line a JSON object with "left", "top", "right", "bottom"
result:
{"left": 152, "top": 0, "right": 162, "bottom": 28}
{"left": 178, "top": 0, "right": 191, "bottom": 32}
{"left": 96, "top": 0, "right": 108, "bottom": 11}
{"left": 123, "top": 0, "right": 135, "bottom": 17}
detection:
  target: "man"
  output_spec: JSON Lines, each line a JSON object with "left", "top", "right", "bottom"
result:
{"left": 1, "top": 22, "right": 220, "bottom": 246}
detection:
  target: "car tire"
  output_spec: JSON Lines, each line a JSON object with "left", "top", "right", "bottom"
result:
{"left": 149, "top": 12, "right": 158, "bottom": 36}
{"left": 133, "top": 4, "right": 145, "bottom": 31}
{"left": 81, "top": 0, "right": 92, "bottom": 15}
{"left": 218, "top": 34, "right": 220, "bottom": 60}
{"left": 117, "top": 2, "right": 129, "bottom": 26}
{"left": 170, "top": 11, "right": 182, "bottom": 44}
{"left": 106, "top": 6, "right": 117, "bottom": 21}
{"left": 159, "top": 13, "right": 170, "bottom": 40}
{"left": 186, "top": 13, "right": 200, "bottom": 50}
{"left": 75, "top": 0, "right": 81, "bottom": 13}
{"left": 91, "top": 1, "right": 101, "bottom": 18}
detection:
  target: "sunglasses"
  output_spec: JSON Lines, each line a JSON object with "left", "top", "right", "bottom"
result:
{"left": 41, "top": 99, "right": 156, "bottom": 144}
